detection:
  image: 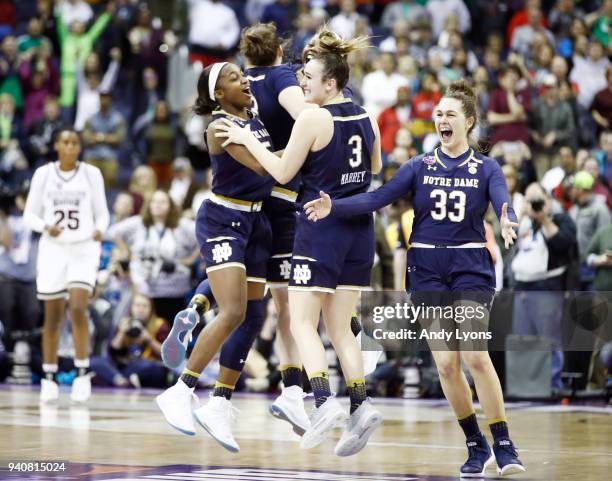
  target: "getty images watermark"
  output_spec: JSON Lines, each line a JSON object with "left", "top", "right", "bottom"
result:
{"left": 358, "top": 291, "right": 612, "bottom": 352}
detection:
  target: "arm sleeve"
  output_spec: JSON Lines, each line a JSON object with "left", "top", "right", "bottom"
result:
{"left": 86, "top": 12, "right": 111, "bottom": 44}
{"left": 488, "top": 160, "right": 518, "bottom": 223}
{"left": 89, "top": 166, "right": 110, "bottom": 233}
{"left": 99, "top": 60, "right": 120, "bottom": 93}
{"left": 332, "top": 159, "right": 417, "bottom": 217}
{"left": 23, "top": 167, "right": 47, "bottom": 232}
{"left": 274, "top": 65, "right": 299, "bottom": 92}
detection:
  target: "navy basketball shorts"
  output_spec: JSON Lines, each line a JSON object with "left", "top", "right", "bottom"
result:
{"left": 288, "top": 212, "right": 374, "bottom": 293}
{"left": 407, "top": 247, "right": 495, "bottom": 350}
{"left": 263, "top": 199, "right": 297, "bottom": 288}
{"left": 196, "top": 199, "right": 272, "bottom": 283}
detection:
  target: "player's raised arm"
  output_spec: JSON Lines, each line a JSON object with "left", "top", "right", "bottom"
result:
{"left": 215, "top": 107, "right": 323, "bottom": 184}
{"left": 304, "top": 159, "right": 417, "bottom": 221}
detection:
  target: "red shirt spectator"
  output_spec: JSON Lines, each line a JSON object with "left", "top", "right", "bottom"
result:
{"left": 506, "top": 0, "right": 548, "bottom": 46}
{"left": 488, "top": 65, "right": 532, "bottom": 145}
{"left": 378, "top": 86, "right": 412, "bottom": 155}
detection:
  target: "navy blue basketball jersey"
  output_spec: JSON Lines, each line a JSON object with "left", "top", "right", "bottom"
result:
{"left": 246, "top": 63, "right": 301, "bottom": 197}
{"left": 209, "top": 110, "right": 275, "bottom": 201}
{"left": 300, "top": 98, "right": 375, "bottom": 204}
{"left": 246, "top": 64, "right": 297, "bottom": 150}
{"left": 332, "top": 147, "right": 517, "bottom": 245}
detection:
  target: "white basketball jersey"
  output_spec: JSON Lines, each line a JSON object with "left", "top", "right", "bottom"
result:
{"left": 38, "top": 162, "right": 98, "bottom": 243}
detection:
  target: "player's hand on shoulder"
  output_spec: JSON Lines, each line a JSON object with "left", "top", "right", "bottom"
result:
{"left": 214, "top": 118, "right": 253, "bottom": 148}
{"left": 303, "top": 191, "right": 332, "bottom": 222}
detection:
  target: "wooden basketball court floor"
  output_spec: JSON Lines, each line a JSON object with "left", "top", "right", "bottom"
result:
{"left": 0, "top": 385, "right": 610, "bottom": 481}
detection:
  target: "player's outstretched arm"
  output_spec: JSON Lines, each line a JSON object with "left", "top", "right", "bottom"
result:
{"left": 304, "top": 159, "right": 417, "bottom": 220}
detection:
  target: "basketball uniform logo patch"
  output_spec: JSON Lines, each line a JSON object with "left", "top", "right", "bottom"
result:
{"left": 212, "top": 242, "right": 232, "bottom": 264}
{"left": 292, "top": 264, "right": 312, "bottom": 284}
{"left": 280, "top": 259, "right": 292, "bottom": 280}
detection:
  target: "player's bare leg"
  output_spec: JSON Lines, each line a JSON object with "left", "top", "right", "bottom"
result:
{"left": 40, "top": 298, "right": 66, "bottom": 403}
{"left": 186, "top": 267, "right": 249, "bottom": 373}
{"left": 156, "top": 266, "right": 248, "bottom": 436}
{"left": 430, "top": 350, "right": 474, "bottom": 416}
{"left": 268, "top": 287, "right": 310, "bottom": 434}
{"left": 42, "top": 298, "right": 66, "bottom": 366}
{"left": 324, "top": 289, "right": 382, "bottom": 456}
{"left": 288, "top": 290, "right": 326, "bottom": 375}
{"left": 68, "top": 287, "right": 93, "bottom": 402}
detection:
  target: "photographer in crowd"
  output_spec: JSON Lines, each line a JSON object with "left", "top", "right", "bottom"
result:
{"left": 511, "top": 182, "right": 577, "bottom": 390}
{"left": 89, "top": 293, "right": 169, "bottom": 388}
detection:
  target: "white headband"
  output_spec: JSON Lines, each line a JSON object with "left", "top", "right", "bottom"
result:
{"left": 208, "top": 62, "right": 228, "bottom": 101}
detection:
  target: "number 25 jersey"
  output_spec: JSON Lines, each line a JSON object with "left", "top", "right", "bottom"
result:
{"left": 300, "top": 98, "right": 375, "bottom": 204}
{"left": 24, "top": 161, "right": 109, "bottom": 244}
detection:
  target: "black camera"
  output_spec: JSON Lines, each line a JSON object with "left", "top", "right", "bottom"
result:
{"left": 530, "top": 198, "right": 545, "bottom": 212}
{"left": 125, "top": 319, "right": 145, "bottom": 338}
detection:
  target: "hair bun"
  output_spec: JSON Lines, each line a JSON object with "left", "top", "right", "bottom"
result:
{"left": 447, "top": 80, "right": 476, "bottom": 102}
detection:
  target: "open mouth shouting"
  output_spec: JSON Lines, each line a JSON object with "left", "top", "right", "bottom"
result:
{"left": 439, "top": 126, "right": 453, "bottom": 142}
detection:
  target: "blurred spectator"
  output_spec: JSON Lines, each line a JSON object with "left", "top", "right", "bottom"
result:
{"left": 588, "top": 0, "right": 612, "bottom": 48}
{"left": 0, "top": 93, "right": 27, "bottom": 186}
{"left": 131, "top": 67, "right": 160, "bottom": 131}
{"left": 128, "top": 165, "right": 157, "bottom": 215}
{"left": 168, "top": 157, "right": 198, "bottom": 213}
{"left": 190, "top": 167, "right": 213, "bottom": 214}
{"left": 502, "top": 164, "right": 525, "bottom": 216}
{"left": 261, "top": 0, "right": 297, "bottom": 36}
{"left": 541, "top": 146, "right": 576, "bottom": 209}
{"left": 90, "top": 293, "right": 169, "bottom": 388}
{"left": 0, "top": 0, "right": 16, "bottom": 32}
{"left": 381, "top": 0, "right": 427, "bottom": 30}
{"left": 410, "top": 70, "right": 441, "bottom": 139}
{"left": 506, "top": 0, "right": 547, "bottom": 47}
{"left": 487, "top": 64, "right": 531, "bottom": 146}
{"left": 245, "top": 0, "right": 276, "bottom": 25}
{"left": 18, "top": 42, "right": 59, "bottom": 131}
{"left": 126, "top": 3, "right": 168, "bottom": 92}
{"left": 361, "top": 52, "right": 409, "bottom": 119}
{"left": 530, "top": 75, "right": 576, "bottom": 178}
{"left": 512, "top": 182, "right": 577, "bottom": 390}
{"left": 82, "top": 91, "right": 126, "bottom": 189}
{"left": 58, "top": 0, "right": 93, "bottom": 26}
{"left": 511, "top": 6, "right": 555, "bottom": 59}
{"left": 111, "top": 191, "right": 136, "bottom": 224}
{"left": 569, "top": 171, "right": 611, "bottom": 289}
{"left": 586, "top": 223, "right": 612, "bottom": 292}
{"left": 56, "top": 2, "right": 113, "bottom": 121}
{"left": 594, "top": 130, "right": 612, "bottom": 189}
{"left": 74, "top": 48, "right": 121, "bottom": 131}
{"left": 0, "top": 35, "right": 23, "bottom": 110}
{"left": 329, "top": 0, "right": 361, "bottom": 40}
{"left": 142, "top": 99, "right": 182, "bottom": 189}
{"left": 26, "top": 96, "right": 63, "bottom": 166}
{"left": 379, "top": 19, "right": 409, "bottom": 54}
{"left": 490, "top": 140, "right": 536, "bottom": 193}
{"left": 426, "top": 0, "right": 471, "bottom": 39}
{"left": 17, "top": 16, "right": 51, "bottom": 55}
{"left": 591, "top": 65, "right": 612, "bottom": 134}
{"left": 188, "top": 0, "right": 240, "bottom": 66}
{"left": 583, "top": 156, "right": 612, "bottom": 209}
{"left": 0, "top": 184, "right": 39, "bottom": 353}
{"left": 107, "top": 189, "right": 199, "bottom": 323}
{"left": 570, "top": 40, "right": 609, "bottom": 110}
{"left": 548, "top": 0, "right": 583, "bottom": 40}
{"left": 378, "top": 85, "right": 411, "bottom": 156}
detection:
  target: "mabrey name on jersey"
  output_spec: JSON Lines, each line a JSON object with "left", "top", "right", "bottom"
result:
{"left": 341, "top": 170, "right": 367, "bottom": 185}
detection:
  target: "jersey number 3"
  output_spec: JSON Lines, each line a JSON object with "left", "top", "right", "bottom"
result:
{"left": 430, "top": 189, "right": 466, "bottom": 222}
{"left": 348, "top": 135, "right": 362, "bottom": 168}
{"left": 54, "top": 209, "right": 80, "bottom": 230}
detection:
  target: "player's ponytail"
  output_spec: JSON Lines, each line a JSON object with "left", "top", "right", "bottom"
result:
{"left": 240, "top": 23, "right": 282, "bottom": 67}
{"left": 444, "top": 80, "right": 485, "bottom": 148}
{"left": 309, "top": 26, "right": 370, "bottom": 91}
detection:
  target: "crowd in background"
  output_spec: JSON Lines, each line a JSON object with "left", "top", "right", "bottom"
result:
{"left": 0, "top": 0, "right": 610, "bottom": 399}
